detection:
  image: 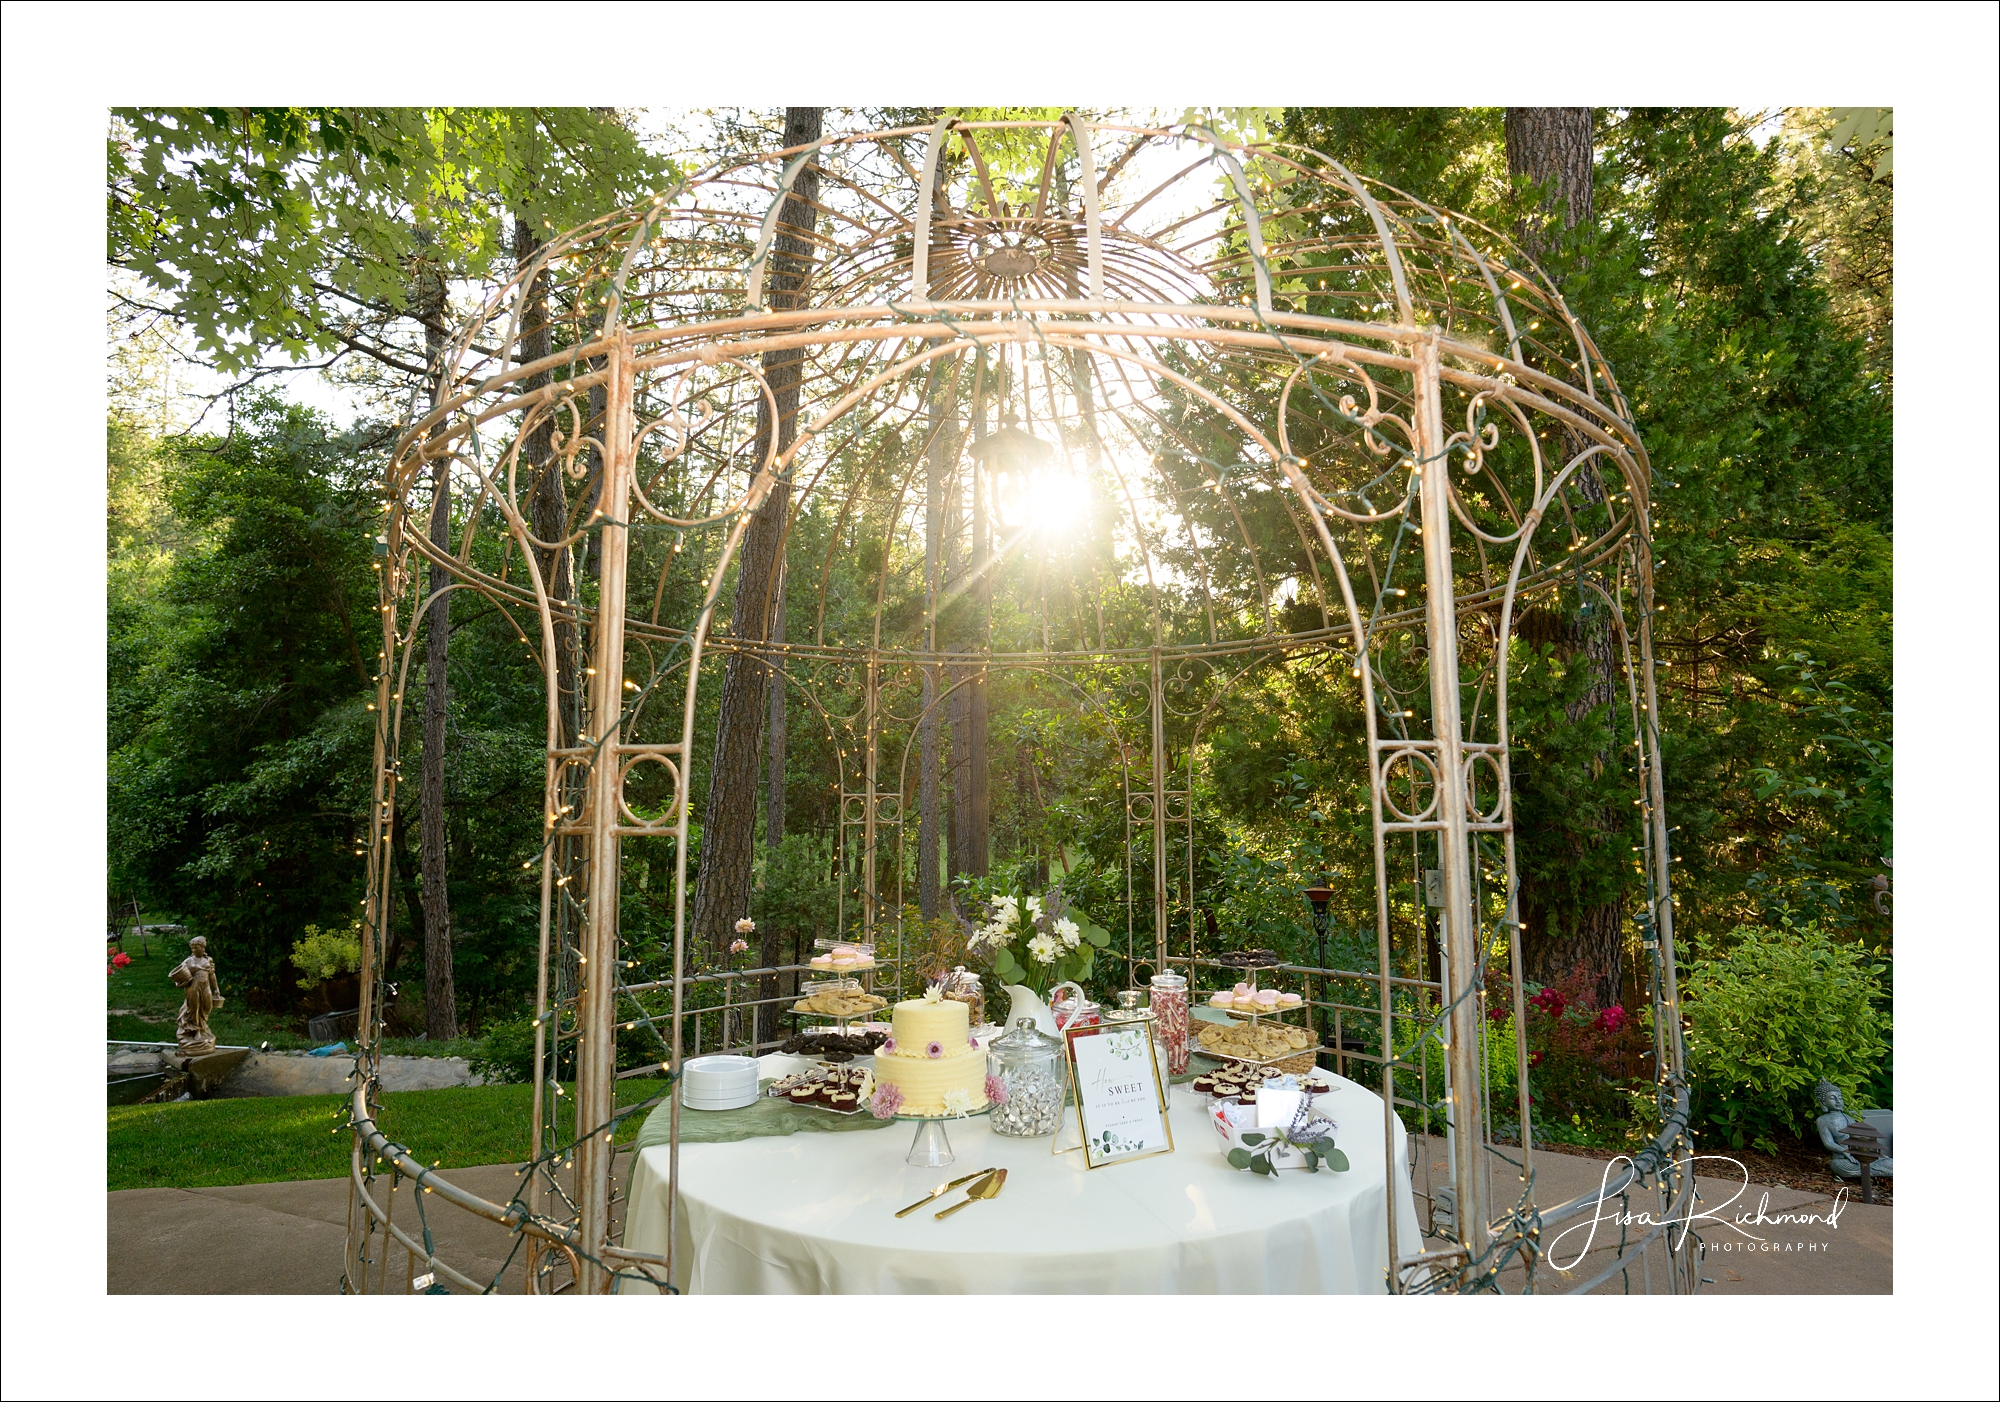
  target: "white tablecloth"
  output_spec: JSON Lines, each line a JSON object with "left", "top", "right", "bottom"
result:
{"left": 619, "top": 1073, "right": 1422, "bottom": 1293}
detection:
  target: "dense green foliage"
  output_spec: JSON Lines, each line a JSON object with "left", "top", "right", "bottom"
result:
{"left": 109, "top": 400, "right": 380, "bottom": 992}
{"left": 1275, "top": 106, "right": 1893, "bottom": 958}
{"left": 1681, "top": 923, "right": 1889, "bottom": 1154}
{"left": 110, "top": 107, "right": 674, "bottom": 378}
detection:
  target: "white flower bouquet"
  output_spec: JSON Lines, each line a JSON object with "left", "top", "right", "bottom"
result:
{"left": 965, "top": 884, "right": 1111, "bottom": 994}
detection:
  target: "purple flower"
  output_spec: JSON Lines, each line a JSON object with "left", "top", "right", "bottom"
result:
{"left": 967, "top": 1034, "right": 980, "bottom": 1049}
{"left": 925, "top": 1040, "right": 944, "bottom": 1059}
{"left": 881, "top": 1037, "right": 897, "bottom": 1055}
{"left": 868, "top": 1082, "right": 904, "bottom": 1119}
{"left": 984, "top": 1073, "right": 1008, "bottom": 1106}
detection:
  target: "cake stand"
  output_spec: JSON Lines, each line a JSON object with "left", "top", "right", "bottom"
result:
{"left": 892, "top": 1105, "right": 991, "bottom": 1167}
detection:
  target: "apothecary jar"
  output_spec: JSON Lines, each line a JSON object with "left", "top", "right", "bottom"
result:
{"left": 986, "top": 1017, "right": 1065, "bottom": 1137}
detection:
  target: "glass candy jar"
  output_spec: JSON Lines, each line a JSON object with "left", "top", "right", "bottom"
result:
{"left": 1149, "top": 970, "right": 1190, "bottom": 1076}
{"left": 1050, "top": 993, "right": 1100, "bottom": 1032}
{"left": 941, "top": 966, "right": 984, "bottom": 1027}
{"left": 986, "top": 1017, "right": 1065, "bottom": 1137}
{"left": 1109, "top": 990, "right": 1174, "bottom": 1103}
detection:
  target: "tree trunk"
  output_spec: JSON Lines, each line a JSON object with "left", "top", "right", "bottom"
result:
{"left": 513, "top": 216, "right": 579, "bottom": 746}
{"left": 414, "top": 237, "right": 458, "bottom": 1041}
{"left": 1504, "top": 108, "right": 1594, "bottom": 269}
{"left": 766, "top": 559, "right": 788, "bottom": 850}
{"left": 756, "top": 560, "right": 787, "bottom": 1046}
{"left": 966, "top": 353, "right": 991, "bottom": 877}
{"left": 919, "top": 358, "right": 948, "bottom": 920}
{"left": 1505, "top": 108, "right": 1624, "bottom": 1010}
{"left": 692, "top": 107, "right": 823, "bottom": 960}
{"left": 946, "top": 352, "right": 978, "bottom": 882}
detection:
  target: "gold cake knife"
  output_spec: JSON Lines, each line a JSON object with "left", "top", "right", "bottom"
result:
{"left": 895, "top": 1169, "right": 991, "bottom": 1218}
{"left": 934, "top": 1168, "right": 1006, "bottom": 1220}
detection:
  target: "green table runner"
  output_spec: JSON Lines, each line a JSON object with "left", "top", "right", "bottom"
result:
{"left": 632, "top": 1081, "right": 896, "bottom": 1153}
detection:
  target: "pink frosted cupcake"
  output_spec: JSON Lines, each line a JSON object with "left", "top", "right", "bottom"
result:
{"left": 1209, "top": 990, "right": 1234, "bottom": 1008}
{"left": 1253, "top": 989, "right": 1280, "bottom": 1011}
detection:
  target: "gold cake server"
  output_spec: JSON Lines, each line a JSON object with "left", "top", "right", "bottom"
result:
{"left": 934, "top": 1168, "right": 1006, "bottom": 1220}
{"left": 895, "top": 1169, "right": 991, "bottom": 1218}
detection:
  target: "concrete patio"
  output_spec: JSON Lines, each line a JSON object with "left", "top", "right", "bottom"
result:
{"left": 108, "top": 1141, "right": 1888, "bottom": 1294}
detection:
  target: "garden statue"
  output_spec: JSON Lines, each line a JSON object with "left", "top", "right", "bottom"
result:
{"left": 1813, "top": 1079, "right": 1891, "bottom": 1180}
{"left": 170, "top": 935, "right": 224, "bottom": 1056}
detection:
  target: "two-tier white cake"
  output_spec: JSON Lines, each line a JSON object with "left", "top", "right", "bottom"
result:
{"left": 870, "top": 989, "right": 987, "bottom": 1114}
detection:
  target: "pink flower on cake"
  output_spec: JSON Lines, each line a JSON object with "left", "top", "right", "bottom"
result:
{"left": 868, "top": 1082, "right": 904, "bottom": 1119}
{"left": 925, "top": 1040, "right": 944, "bottom": 1059}
{"left": 968, "top": 1034, "right": 980, "bottom": 1049}
{"left": 880, "top": 1037, "right": 897, "bottom": 1054}
{"left": 984, "top": 1073, "right": 1008, "bottom": 1106}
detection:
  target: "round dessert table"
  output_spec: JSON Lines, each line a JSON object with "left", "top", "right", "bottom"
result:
{"left": 618, "top": 1072, "right": 1423, "bottom": 1293}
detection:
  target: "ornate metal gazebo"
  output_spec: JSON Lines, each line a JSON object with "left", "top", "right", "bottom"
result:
{"left": 347, "top": 115, "right": 1697, "bottom": 1294}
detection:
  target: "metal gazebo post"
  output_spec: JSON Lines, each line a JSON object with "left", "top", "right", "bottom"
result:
{"left": 1414, "top": 331, "right": 1489, "bottom": 1259}
{"left": 575, "top": 333, "right": 633, "bottom": 1293}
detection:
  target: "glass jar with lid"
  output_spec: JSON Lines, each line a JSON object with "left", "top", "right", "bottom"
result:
{"left": 940, "top": 966, "right": 985, "bottom": 1027}
{"left": 1107, "top": 989, "right": 1173, "bottom": 1106}
{"left": 1148, "top": 970, "right": 1190, "bottom": 1075}
{"left": 985, "top": 1017, "right": 1065, "bottom": 1137}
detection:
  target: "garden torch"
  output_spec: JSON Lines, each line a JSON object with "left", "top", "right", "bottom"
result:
{"left": 1303, "top": 877, "right": 1333, "bottom": 1045}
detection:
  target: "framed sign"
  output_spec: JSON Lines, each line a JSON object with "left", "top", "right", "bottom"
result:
{"left": 1056, "top": 1022, "right": 1174, "bottom": 1168}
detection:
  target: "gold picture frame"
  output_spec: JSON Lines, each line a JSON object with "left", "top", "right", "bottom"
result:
{"left": 1054, "top": 1022, "right": 1175, "bottom": 1169}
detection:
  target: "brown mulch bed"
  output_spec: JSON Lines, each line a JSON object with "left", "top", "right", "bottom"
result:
{"left": 1492, "top": 1129, "right": 1891, "bottom": 1206}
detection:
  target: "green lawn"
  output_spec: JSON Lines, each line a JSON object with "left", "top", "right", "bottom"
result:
{"left": 107, "top": 1079, "right": 672, "bottom": 1192}
{"left": 107, "top": 936, "right": 485, "bottom": 1059}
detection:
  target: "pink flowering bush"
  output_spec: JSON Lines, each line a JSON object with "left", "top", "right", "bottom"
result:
{"left": 1512, "top": 970, "right": 1650, "bottom": 1138}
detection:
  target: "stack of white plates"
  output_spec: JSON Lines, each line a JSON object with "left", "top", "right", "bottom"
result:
{"left": 681, "top": 1054, "right": 759, "bottom": 1111}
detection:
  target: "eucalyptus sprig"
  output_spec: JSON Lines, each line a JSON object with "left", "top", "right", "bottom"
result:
{"left": 1227, "top": 1104, "right": 1351, "bottom": 1177}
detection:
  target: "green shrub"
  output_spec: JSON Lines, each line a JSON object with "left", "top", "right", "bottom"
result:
{"left": 288, "top": 924, "right": 361, "bottom": 989}
{"left": 1682, "top": 923, "right": 1889, "bottom": 1155}
{"left": 469, "top": 1016, "right": 542, "bottom": 1086}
